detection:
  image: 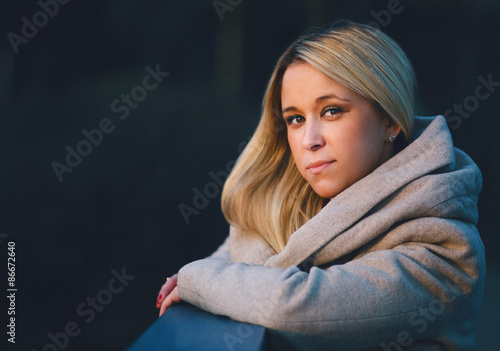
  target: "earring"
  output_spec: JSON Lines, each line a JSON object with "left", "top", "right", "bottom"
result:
{"left": 388, "top": 134, "right": 396, "bottom": 142}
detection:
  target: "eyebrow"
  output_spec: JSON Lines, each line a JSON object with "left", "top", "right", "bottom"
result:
{"left": 282, "top": 94, "right": 351, "bottom": 114}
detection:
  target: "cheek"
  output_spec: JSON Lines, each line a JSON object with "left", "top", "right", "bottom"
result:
{"left": 342, "top": 123, "right": 384, "bottom": 169}
{"left": 331, "top": 120, "right": 382, "bottom": 166}
{"left": 325, "top": 124, "right": 360, "bottom": 160}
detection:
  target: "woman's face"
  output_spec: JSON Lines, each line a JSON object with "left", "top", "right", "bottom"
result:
{"left": 281, "top": 63, "right": 401, "bottom": 199}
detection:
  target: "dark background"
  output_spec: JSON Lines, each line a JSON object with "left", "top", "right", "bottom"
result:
{"left": 1, "top": 0, "right": 499, "bottom": 350}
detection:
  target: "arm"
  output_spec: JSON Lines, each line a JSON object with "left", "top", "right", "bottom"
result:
{"left": 177, "top": 242, "right": 482, "bottom": 349}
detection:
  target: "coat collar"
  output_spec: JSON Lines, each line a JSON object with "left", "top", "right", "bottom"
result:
{"left": 263, "top": 115, "right": 456, "bottom": 269}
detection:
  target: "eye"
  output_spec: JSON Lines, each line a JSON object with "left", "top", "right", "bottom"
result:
{"left": 284, "top": 115, "right": 305, "bottom": 125}
{"left": 322, "top": 107, "right": 343, "bottom": 117}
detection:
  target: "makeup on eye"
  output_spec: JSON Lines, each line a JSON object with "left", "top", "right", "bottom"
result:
{"left": 284, "top": 115, "right": 304, "bottom": 125}
{"left": 283, "top": 105, "right": 344, "bottom": 125}
{"left": 321, "top": 106, "right": 344, "bottom": 117}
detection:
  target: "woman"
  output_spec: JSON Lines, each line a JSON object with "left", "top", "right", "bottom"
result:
{"left": 156, "top": 21, "right": 484, "bottom": 350}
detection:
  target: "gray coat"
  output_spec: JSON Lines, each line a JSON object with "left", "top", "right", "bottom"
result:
{"left": 177, "top": 115, "right": 485, "bottom": 350}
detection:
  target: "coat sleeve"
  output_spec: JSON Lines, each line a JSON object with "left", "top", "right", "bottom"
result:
{"left": 177, "top": 240, "right": 483, "bottom": 350}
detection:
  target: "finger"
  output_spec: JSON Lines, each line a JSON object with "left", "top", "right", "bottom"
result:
{"left": 156, "top": 274, "right": 178, "bottom": 308}
{"left": 159, "top": 287, "right": 181, "bottom": 317}
{"left": 159, "top": 294, "right": 173, "bottom": 317}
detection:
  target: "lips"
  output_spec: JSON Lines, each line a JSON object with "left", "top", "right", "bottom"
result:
{"left": 306, "top": 160, "right": 334, "bottom": 169}
{"left": 306, "top": 160, "right": 335, "bottom": 174}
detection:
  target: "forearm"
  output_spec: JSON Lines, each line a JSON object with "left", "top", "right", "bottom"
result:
{"left": 177, "top": 258, "right": 302, "bottom": 328}
{"left": 177, "top": 249, "right": 476, "bottom": 349}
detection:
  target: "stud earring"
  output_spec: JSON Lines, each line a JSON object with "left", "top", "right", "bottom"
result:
{"left": 388, "top": 134, "right": 396, "bottom": 142}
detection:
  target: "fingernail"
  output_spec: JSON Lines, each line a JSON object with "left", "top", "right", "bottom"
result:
{"left": 158, "top": 294, "right": 163, "bottom": 300}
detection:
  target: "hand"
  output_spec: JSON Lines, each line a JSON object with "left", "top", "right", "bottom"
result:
{"left": 155, "top": 274, "right": 181, "bottom": 316}
{"left": 159, "top": 286, "right": 181, "bottom": 317}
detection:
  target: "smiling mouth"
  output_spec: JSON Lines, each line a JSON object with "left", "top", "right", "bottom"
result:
{"left": 307, "top": 161, "right": 334, "bottom": 174}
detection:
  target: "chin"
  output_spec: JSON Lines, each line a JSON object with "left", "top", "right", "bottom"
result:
{"left": 310, "top": 182, "right": 344, "bottom": 200}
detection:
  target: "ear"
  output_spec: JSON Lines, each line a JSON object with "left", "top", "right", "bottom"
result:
{"left": 384, "top": 116, "right": 402, "bottom": 141}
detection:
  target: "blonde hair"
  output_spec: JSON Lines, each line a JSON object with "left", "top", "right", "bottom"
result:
{"left": 221, "top": 20, "right": 417, "bottom": 253}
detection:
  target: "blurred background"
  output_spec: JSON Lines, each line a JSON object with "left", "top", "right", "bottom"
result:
{"left": 0, "top": 0, "right": 498, "bottom": 350}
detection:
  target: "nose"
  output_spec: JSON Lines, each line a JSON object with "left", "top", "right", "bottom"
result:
{"left": 302, "top": 118, "right": 325, "bottom": 151}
